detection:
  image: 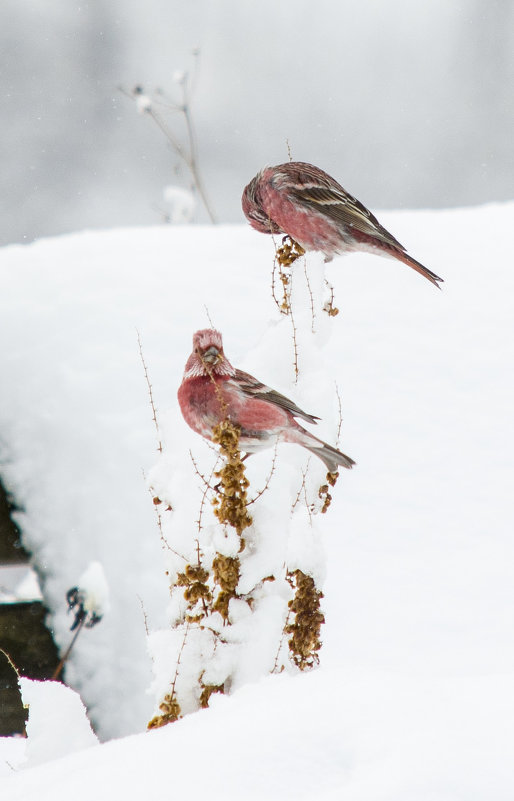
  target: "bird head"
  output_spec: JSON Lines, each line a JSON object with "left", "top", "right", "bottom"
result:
{"left": 183, "top": 329, "right": 235, "bottom": 379}
{"left": 241, "top": 172, "right": 282, "bottom": 235}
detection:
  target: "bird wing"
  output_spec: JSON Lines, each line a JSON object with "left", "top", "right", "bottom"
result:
{"left": 232, "top": 369, "right": 319, "bottom": 425}
{"left": 286, "top": 166, "right": 406, "bottom": 251}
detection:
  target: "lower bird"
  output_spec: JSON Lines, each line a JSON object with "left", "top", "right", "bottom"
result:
{"left": 242, "top": 161, "right": 443, "bottom": 287}
{"left": 178, "top": 329, "right": 355, "bottom": 473}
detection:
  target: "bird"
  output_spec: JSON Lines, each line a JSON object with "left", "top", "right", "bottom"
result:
{"left": 242, "top": 161, "right": 443, "bottom": 287}
{"left": 177, "top": 329, "right": 355, "bottom": 473}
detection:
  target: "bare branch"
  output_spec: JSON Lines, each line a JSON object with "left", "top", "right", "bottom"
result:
{"left": 289, "top": 298, "right": 300, "bottom": 382}
{"left": 334, "top": 381, "right": 343, "bottom": 448}
{"left": 246, "top": 441, "right": 278, "bottom": 506}
{"left": 137, "top": 329, "right": 162, "bottom": 454}
{"left": 323, "top": 279, "right": 339, "bottom": 317}
{"left": 204, "top": 305, "right": 215, "bottom": 329}
{"left": 271, "top": 607, "right": 291, "bottom": 674}
{"left": 120, "top": 56, "right": 218, "bottom": 224}
{"left": 303, "top": 261, "right": 316, "bottom": 334}
{"left": 137, "top": 594, "right": 150, "bottom": 637}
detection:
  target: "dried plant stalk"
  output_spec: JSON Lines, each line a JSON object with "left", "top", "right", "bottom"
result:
{"left": 211, "top": 420, "right": 253, "bottom": 536}
{"left": 285, "top": 569, "right": 325, "bottom": 670}
{"left": 276, "top": 236, "right": 305, "bottom": 267}
{"left": 318, "top": 470, "right": 339, "bottom": 514}
{"left": 199, "top": 682, "right": 224, "bottom": 708}
{"left": 210, "top": 420, "right": 253, "bottom": 619}
{"left": 147, "top": 693, "right": 182, "bottom": 728}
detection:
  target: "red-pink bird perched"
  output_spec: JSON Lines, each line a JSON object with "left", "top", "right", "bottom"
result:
{"left": 177, "top": 329, "right": 355, "bottom": 473}
{"left": 242, "top": 161, "right": 443, "bottom": 287}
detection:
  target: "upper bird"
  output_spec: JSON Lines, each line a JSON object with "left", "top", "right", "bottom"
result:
{"left": 178, "top": 329, "right": 355, "bottom": 474}
{"left": 242, "top": 161, "right": 443, "bottom": 287}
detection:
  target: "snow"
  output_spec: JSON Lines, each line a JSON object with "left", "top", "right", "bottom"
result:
{"left": 162, "top": 185, "right": 196, "bottom": 223}
{"left": 18, "top": 679, "right": 98, "bottom": 769}
{"left": 70, "top": 561, "right": 110, "bottom": 625}
{"left": 0, "top": 565, "right": 42, "bottom": 603}
{"left": 4, "top": 670, "right": 514, "bottom": 800}
{"left": 0, "top": 204, "right": 513, "bottom": 798}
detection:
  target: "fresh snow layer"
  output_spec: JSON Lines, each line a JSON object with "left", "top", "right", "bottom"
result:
{"left": 4, "top": 669, "right": 514, "bottom": 800}
{"left": 0, "top": 205, "right": 513, "bottom": 797}
{"left": 18, "top": 679, "right": 98, "bottom": 768}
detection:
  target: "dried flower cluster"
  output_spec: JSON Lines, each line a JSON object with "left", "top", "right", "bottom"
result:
{"left": 285, "top": 569, "right": 325, "bottom": 670}
{"left": 318, "top": 470, "right": 339, "bottom": 514}
{"left": 211, "top": 420, "right": 253, "bottom": 537}
{"left": 149, "top": 420, "right": 257, "bottom": 726}
{"left": 148, "top": 693, "right": 181, "bottom": 728}
{"left": 276, "top": 235, "right": 305, "bottom": 267}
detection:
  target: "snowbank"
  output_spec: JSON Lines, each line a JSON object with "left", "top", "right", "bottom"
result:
{"left": 0, "top": 205, "right": 513, "bottom": 797}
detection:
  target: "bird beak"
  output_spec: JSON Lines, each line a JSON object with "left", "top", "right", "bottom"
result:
{"left": 201, "top": 346, "right": 221, "bottom": 364}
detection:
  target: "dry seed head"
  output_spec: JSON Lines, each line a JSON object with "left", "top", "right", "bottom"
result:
{"left": 147, "top": 694, "right": 182, "bottom": 728}
{"left": 211, "top": 420, "right": 253, "bottom": 535}
{"left": 286, "top": 569, "right": 325, "bottom": 670}
{"left": 199, "top": 683, "right": 225, "bottom": 708}
{"left": 212, "top": 553, "right": 241, "bottom": 619}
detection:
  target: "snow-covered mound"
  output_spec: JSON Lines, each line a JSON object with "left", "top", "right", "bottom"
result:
{"left": 5, "top": 668, "right": 514, "bottom": 801}
{"left": 1, "top": 205, "right": 513, "bottom": 798}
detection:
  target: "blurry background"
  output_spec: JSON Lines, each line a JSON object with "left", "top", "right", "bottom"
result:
{"left": 1, "top": 0, "right": 512, "bottom": 246}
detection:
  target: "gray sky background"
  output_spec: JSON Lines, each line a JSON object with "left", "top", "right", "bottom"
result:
{"left": 1, "top": 0, "right": 512, "bottom": 245}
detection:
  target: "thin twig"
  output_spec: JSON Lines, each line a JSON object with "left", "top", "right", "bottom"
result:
{"left": 334, "top": 382, "right": 343, "bottom": 448}
{"left": 52, "top": 618, "right": 86, "bottom": 680}
{"left": 137, "top": 329, "right": 162, "bottom": 453}
{"left": 246, "top": 441, "right": 278, "bottom": 506}
{"left": 204, "top": 305, "right": 215, "bottom": 329}
{"left": 120, "top": 62, "right": 218, "bottom": 224}
{"left": 137, "top": 594, "right": 150, "bottom": 637}
{"left": 291, "top": 465, "right": 309, "bottom": 513}
{"left": 271, "top": 607, "right": 292, "bottom": 674}
{"left": 289, "top": 298, "right": 300, "bottom": 382}
{"left": 323, "top": 279, "right": 339, "bottom": 317}
{"left": 195, "top": 456, "right": 220, "bottom": 533}
{"left": 271, "top": 259, "right": 282, "bottom": 313}
{"left": 189, "top": 450, "right": 217, "bottom": 491}
{"left": 169, "top": 621, "right": 191, "bottom": 701}
{"left": 303, "top": 261, "right": 316, "bottom": 333}
{"left": 0, "top": 648, "right": 20, "bottom": 678}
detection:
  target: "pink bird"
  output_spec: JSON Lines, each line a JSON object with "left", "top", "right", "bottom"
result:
{"left": 242, "top": 161, "right": 443, "bottom": 287}
{"left": 178, "top": 329, "right": 355, "bottom": 473}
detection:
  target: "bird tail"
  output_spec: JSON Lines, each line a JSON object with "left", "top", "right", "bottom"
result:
{"left": 391, "top": 247, "right": 444, "bottom": 288}
{"left": 304, "top": 436, "right": 355, "bottom": 473}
